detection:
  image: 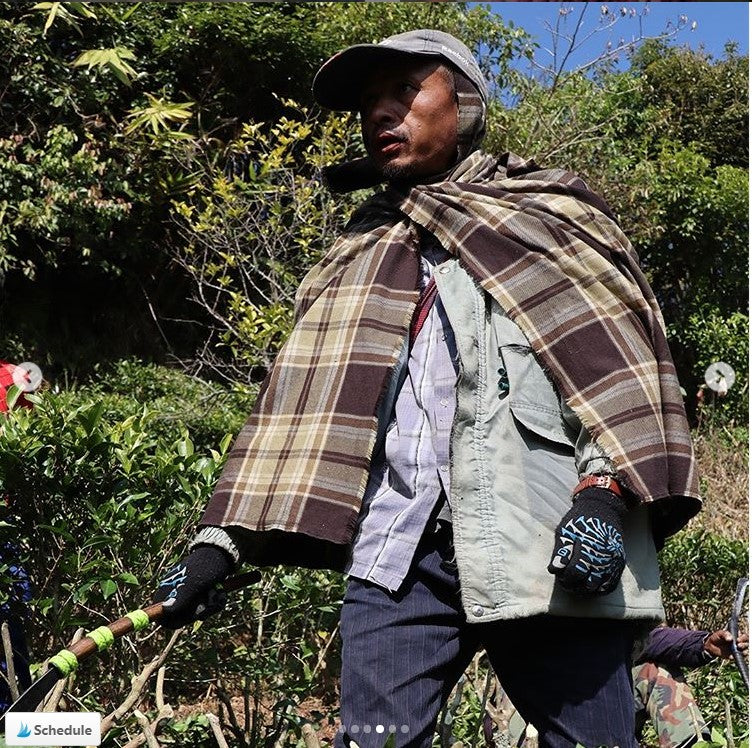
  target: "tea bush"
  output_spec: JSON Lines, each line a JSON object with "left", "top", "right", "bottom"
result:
{"left": 87, "top": 358, "right": 259, "bottom": 452}
{"left": 0, "top": 365, "right": 747, "bottom": 746}
{"left": 659, "top": 530, "right": 748, "bottom": 743}
{"left": 0, "top": 375, "right": 345, "bottom": 745}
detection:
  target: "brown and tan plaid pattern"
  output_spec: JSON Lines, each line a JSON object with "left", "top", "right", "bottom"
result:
{"left": 203, "top": 151, "right": 700, "bottom": 551}
{"left": 452, "top": 67, "right": 485, "bottom": 162}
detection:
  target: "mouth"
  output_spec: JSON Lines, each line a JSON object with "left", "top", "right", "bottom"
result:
{"left": 372, "top": 130, "right": 406, "bottom": 157}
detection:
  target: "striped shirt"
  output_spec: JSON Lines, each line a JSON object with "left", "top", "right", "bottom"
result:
{"left": 346, "top": 244, "right": 458, "bottom": 592}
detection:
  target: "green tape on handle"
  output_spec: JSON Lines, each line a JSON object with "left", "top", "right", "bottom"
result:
{"left": 125, "top": 609, "right": 150, "bottom": 631}
{"left": 87, "top": 625, "right": 115, "bottom": 652}
{"left": 49, "top": 649, "right": 78, "bottom": 676}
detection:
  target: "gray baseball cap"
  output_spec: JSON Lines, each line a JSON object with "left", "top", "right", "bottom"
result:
{"left": 312, "top": 29, "right": 488, "bottom": 112}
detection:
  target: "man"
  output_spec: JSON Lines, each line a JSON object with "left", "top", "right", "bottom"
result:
{"left": 633, "top": 626, "right": 748, "bottom": 748}
{"left": 154, "top": 30, "right": 701, "bottom": 748}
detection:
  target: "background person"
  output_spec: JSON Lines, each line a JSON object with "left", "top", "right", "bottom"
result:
{"left": 0, "top": 360, "right": 36, "bottom": 712}
{"left": 483, "top": 626, "right": 749, "bottom": 748}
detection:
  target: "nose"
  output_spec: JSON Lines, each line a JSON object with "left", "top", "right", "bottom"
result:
{"left": 363, "top": 91, "right": 400, "bottom": 130}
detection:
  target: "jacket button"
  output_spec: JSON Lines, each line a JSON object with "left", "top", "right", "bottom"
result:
{"left": 471, "top": 605, "right": 484, "bottom": 617}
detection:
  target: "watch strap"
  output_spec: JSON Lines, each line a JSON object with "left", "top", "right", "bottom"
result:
{"left": 573, "top": 474, "right": 622, "bottom": 498}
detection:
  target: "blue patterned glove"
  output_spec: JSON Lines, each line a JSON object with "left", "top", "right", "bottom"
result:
{"left": 548, "top": 488, "right": 627, "bottom": 595}
{"left": 152, "top": 545, "right": 233, "bottom": 629}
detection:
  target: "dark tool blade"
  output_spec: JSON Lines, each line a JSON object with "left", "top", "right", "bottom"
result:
{"left": 729, "top": 576, "right": 749, "bottom": 689}
{"left": 1, "top": 666, "right": 62, "bottom": 722}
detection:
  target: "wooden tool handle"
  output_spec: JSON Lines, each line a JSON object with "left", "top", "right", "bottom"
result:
{"left": 66, "top": 569, "right": 262, "bottom": 662}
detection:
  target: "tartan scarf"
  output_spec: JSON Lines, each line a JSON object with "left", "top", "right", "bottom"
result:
{"left": 202, "top": 151, "right": 700, "bottom": 554}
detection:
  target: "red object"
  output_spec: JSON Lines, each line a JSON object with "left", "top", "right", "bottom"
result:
{"left": 573, "top": 474, "right": 622, "bottom": 497}
{"left": 0, "top": 361, "right": 34, "bottom": 413}
{"left": 409, "top": 277, "right": 439, "bottom": 346}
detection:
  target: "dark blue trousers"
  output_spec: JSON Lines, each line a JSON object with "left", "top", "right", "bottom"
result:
{"left": 337, "top": 526, "right": 637, "bottom": 748}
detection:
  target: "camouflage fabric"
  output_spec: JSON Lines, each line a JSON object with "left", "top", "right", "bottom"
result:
{"left": 483, "top": 687, "right": 527, "bottom": 748}
{"left": 632, "top": 662, "right": 710, "bottom": 748}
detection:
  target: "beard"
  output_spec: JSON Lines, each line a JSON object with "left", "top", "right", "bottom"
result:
{"left": 365, "top": 128, "right": 417, "bottom": 182}
{"left": 378, "top": 158, "right": 418, "bottom": 181}
{"left": 369, "top": 141, "right": 459, "bottom": 184}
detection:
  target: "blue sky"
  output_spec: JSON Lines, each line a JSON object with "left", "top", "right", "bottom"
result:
{"left": 487, "top": 2, "right": 748, "bottom": 75}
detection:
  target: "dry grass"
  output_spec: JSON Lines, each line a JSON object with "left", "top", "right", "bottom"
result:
{"left": 686, "top": 430, "right": 749, "bottom": 542}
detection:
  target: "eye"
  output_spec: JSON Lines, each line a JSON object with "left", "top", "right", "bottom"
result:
{"left": 399, "top": 81, "right": 417, "bottom": 94}
{"left": 359, "top": 92, "right": 376, "bottom": 112}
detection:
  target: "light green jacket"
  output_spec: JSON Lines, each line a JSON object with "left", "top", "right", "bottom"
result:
{"left": 431, "top": 257, "right": 664, "bottom": 624}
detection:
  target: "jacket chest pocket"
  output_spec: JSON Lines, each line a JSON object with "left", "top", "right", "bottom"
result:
{"left": 492, "top": 312, "right": 576, "bottom": 449}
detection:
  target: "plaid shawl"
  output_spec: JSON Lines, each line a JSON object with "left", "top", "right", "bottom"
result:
{"left": 202, "top": 151, "right": 701, "bottom": 558}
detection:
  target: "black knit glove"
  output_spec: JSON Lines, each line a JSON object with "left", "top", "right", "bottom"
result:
{"left": 547, "top": 487, "right": 627, "bottom": 595}
{"left": 153, "top": 545, "right": 233, "bottom": 629}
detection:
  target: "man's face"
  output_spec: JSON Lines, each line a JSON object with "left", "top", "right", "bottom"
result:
{"left": 359, "top": 58, "right": 458, "bottom": 181}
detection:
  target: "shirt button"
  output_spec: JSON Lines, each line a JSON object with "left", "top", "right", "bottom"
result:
{"left": 440, "top": 464, "right": 448, "bottom": 472}
{"left": 440, "top": 398, "right": 449, "bottom": 406}
{"left": 471, "top": 605, "right": 484, "bottom": 617}
{"left": 439, "top": 266, "right": 450, "bottom": 274}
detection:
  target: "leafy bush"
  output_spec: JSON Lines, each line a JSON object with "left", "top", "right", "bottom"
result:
{"left": 0, "top": 375, "right": 346, "bottom": 745}
{"left": 660, "top": 530, "right": 748, "bottom": 632}
{"left": 659, "top": 530, "right": 748, "bottom": 740}
{"left": 669, "top": 307, "right": 749, "bottom": 429}
{"left": 87, "top": 358, "right": 259, "bottom": 452}
{"left": 0, "top": 388, "right": 226, "bottom": 649}
{"left": 169, "top": 105, "right": 365, "bottom": 383}
{"left": 0, "top": 125, "right": 133, "bottom": 278}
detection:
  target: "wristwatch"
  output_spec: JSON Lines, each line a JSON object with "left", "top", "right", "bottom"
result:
{"left": 573, "top": 474, "right": 622, "bottom": 497}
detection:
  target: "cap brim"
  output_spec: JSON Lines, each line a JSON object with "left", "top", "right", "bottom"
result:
{"left": 312, "top": 45, "right": 438, "bottom": 112}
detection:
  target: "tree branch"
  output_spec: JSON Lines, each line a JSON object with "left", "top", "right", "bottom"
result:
{"left": 207, "top": 712, "right": 231, "bottom": 748}
{"left": 0, "top": 621, "right": 19, "bottom": 702}
{"left": 100, "top": 628, "right": 182, "bottom": 735}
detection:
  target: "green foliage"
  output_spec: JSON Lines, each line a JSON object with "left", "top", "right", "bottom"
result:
{"left": 169, "top": 104, "right": 363, "bottom": 381}
{"left": 87, "top": 358, "right": 258, "bottom": 452}
{"left": 0, "top": 4, "right": 204, "bottom": 365}
{"left": 183, "top": 566, "right": 343, "bottom": 746}
{"left": 125, "top": 94, "right": 194, "bottom": 136}
{"left": 656, "top": 531, "right": 750, "bottom": 742}
{"left": 626, "top": 147, "right": 747, "bottom": 316}
{"left": 0, "top": 385, "right": 235, "bottom": 737}
{"left": 660, "top": 530, "right": 748, "bottom": 632}
{"left": 630, "top": 40, "right": 748, "bottom": 168}
{"left": 33, "top": 2, "right": 98, "bottom": 37}
{"left": 0, "top": 388, "right": 228, "bottom": 638}
{"left": 157, "top": 713, "right": 214, "bottom": 747}
{"left": 0, "top": 125, "right": 133, "bottom": 278}
{"left": 696, "top": 728, "right": 750, "bottom": 748}
{"left": 488, "top": 63, "right": 641, "bottom": 169}
{"left": 687, "top": 671, "right": 749, "bottom": 748}
{"left": 70, "top": 46, "right": 139, "bottom": 87}
{"left": 670, "top": 307, "right": 748, "bottom": 428}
